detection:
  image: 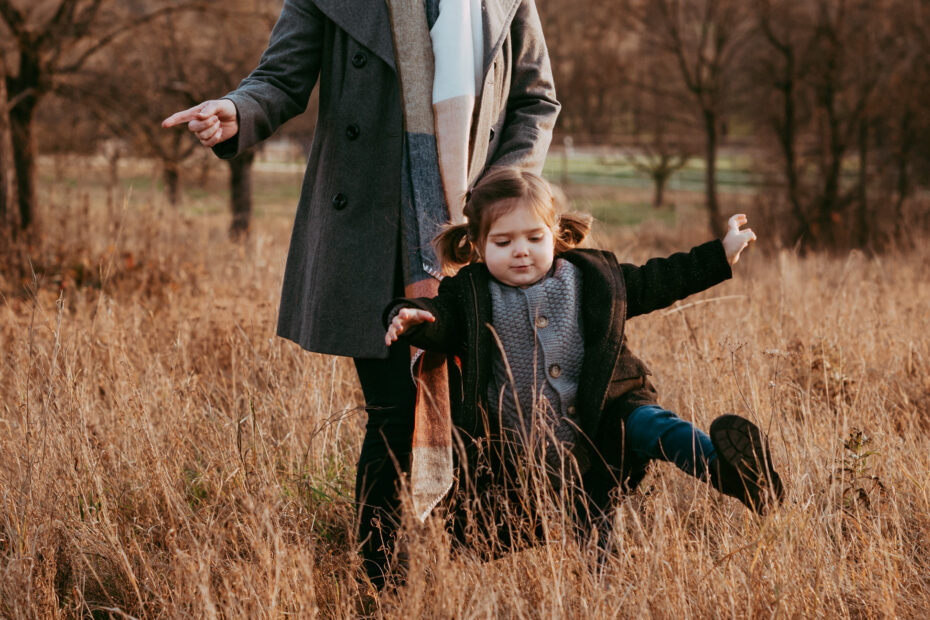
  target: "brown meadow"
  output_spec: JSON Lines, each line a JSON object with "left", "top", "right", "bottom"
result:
{"left": 2, "top": 180, "right": 930, "bottom": 618}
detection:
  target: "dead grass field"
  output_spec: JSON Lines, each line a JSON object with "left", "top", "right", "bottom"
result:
{"left": 2, "top": 169, "right": 930, "bottom": 618}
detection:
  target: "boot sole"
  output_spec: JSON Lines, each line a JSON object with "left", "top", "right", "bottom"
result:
{"left": 710, "top": 414, "right": 785, "bottom": 504}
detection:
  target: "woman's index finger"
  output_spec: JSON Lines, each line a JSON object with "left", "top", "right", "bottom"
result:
{"left": 161, "top": 105, "right": 202, "bottom": 128}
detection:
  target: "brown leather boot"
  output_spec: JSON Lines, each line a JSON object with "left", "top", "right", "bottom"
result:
{"left": 709, "top": 414, "right": 785, "bottom": 514}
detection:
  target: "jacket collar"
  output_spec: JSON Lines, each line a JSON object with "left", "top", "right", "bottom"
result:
{"left": 560, "top": 250, "right": 622, "bottom": 346}
{"left": 312, "top": 0, "right": 521, "bottom": 78}
{"left": 467, "top": 249, "right": 624, "bottom": 345}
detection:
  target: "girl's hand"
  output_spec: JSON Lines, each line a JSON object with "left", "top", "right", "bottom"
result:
{"left": 384, "top": 308, "right": 436, "bottom": 346}
{"left": 162, "top": 99, "right": 239, "bottom": 148}
{"left": 722, "top": 214, "right": 757, "bottom": 266}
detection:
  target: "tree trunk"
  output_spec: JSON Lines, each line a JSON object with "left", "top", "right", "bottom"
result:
{"left": 776, "top": 64, "right": 811, "bottom": 244}
{"left": 0, "top": 75, "right": 14, "bottom": 232}
{"left": 9, "top": 99, "right": 38, "bottom": 232}
{"left": 703, "top": 109, "right": 724, "bottom": 238}
{"left": 819, "top": 114, "right": 843, "bottom": 250}
{"left": 107, "top": 147, "right": 121, "bottom": 209}
{"left": 893, "top": 111, "right": 914, "bottom": 242}
{"left": 163, "top": 162, "right": 181, "bottom": 206}
{"left": 855, "top": 119, "right": 869, "bottom": 249}
{"left": 652, "top": 170, "right": 668, "bottom": 208}
{"left": 228, "top": 150, "right": 256, "bottom": 240}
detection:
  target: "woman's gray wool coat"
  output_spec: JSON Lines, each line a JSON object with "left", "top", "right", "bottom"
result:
{"left": 213, "top": 0, "right": 560, "bottom": 358}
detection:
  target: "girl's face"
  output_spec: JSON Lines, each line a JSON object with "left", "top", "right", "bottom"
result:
{"left": 482, "top": 200, "right": 555, "bottom": 287}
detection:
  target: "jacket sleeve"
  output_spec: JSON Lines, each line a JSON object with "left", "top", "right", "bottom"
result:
{"left": 381, "top": 276, "right": 466, "bottom": 354}
{"left": 622, "top": 239, "right": 733, "bottom": 319}
{"left": 213, "top": 0, "right": 324, "bottom": 159}
{"left": 486, "top": 0, "right": 560, "bottom": 174}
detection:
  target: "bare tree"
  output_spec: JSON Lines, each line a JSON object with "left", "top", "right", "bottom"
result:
{"left": 750, "top": 0, "right": 906, "bottom": 249}
{"left": 0, "top": 0, "right": 191, "bottom": 233}
{"left": 622, "top": 61, "right": 697, "bottom": 208}
{"left": 540, "top": 0, "right": 695, "bottom": 209}
{"left": 0, "top": 52, "right": 14, "bottom": 233}
{"left": 154, "top": 1, "right": 278, "bottom": 238}
{"left": 622, "top": 0, "right": 752, "bottom": 238}
{"left": 539, "top": 0, "right": 630, "bottom": 143}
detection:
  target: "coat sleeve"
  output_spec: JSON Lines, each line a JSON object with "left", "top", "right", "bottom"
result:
{"left": 213, "top": 0, "right": 325, "bottom": 159}
{"left": 381, "top": 276, "right": 467, "bottom": 354}
{"left": 622, "top": 240, "right": 733, "bottom": 319}
{"left": 486, "top": 0, "right": 560, "bottom": 174}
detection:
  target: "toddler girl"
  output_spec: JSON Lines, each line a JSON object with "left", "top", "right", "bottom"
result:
{"left": 384, "top": 167, "right": 784, "bottom": 533}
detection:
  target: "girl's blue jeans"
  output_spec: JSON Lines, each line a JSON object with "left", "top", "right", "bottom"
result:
{"left": 625, "top": 404, "right": 716, "bottom": 480}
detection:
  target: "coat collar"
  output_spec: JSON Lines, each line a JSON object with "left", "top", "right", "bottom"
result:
{"left": 311, "top": 0, "right": 521, "bottom": 78}
{"left": 313, "top": 0, "right": 396, "bottom": 70}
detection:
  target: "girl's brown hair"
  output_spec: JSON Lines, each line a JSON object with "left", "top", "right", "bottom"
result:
{"left": 434, "top": 167, "right": 591, "bottom": 275}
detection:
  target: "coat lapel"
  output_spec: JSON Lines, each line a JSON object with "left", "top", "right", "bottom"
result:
{"left": 312, "top": 0, "right": 396, "bottom": 70}
{"left": 566, "top": 250, "right": 627, "bottom": 434}
{"left": 482, "top": 0, "right": 521, "bottom": 76}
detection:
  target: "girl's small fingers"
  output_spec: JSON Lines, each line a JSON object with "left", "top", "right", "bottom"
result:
{"left": 400, "top": 308, "right": 433, "bottom": 322}
{"left": 729, "top": 214, "right": 747, "bottom": 231}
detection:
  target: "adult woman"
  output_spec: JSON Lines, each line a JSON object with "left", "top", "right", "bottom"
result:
{"left": 163, "top": 0, "right": 560, "bottom": 588}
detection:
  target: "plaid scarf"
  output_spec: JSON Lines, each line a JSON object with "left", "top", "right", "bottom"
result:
{"left": 387, "top": 0, "right": 482, "bottom": 521}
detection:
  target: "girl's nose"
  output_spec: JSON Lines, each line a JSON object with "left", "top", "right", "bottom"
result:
{"left": 512, "top": 242, "right": 529, "bottom": 256}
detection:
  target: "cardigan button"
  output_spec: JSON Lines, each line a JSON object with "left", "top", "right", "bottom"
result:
{"left": 549, "top": 364, "right": 561, "bottom": 378}
{"left": 567, "top": 405, "right": 576, "bottom": 416}
{"left": 535, "top": 315, "right": 549, "bottom": 328}
{"left": 332, "top": 193, "right": 348, "bottom": 210}
{"left": 352, "top": 52, "right": 367, "bottom": 68}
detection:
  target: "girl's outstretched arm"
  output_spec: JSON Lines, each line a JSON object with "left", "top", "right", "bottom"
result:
{"left": 622, "top": 239, "right": 732, "bottom": 319}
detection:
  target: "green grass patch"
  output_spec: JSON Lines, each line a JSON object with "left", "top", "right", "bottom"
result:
{"left": 579, "top": 200, "right": 679, "bottom": 227}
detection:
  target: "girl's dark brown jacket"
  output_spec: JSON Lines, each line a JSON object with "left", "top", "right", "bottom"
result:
{"left": 384, "top": 240, "right": 733, "bottom": 447}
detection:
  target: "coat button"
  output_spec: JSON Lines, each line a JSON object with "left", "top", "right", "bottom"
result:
{"left": 346, "top": 123, "right": 360, "bottom": 140}
{"left": 549, "top": 364, "right": 561, "bottom": 378}
{"left": 352, "top": 52, "right": 367, "bottom": 68}
{"left": 535, "top": 315, "right": 549, "bottom": 328}
{"left": 489, "top": 128, "right": 495, "bottom": 141}
{"left": 332, "top": 193, "right": 348, "bottom": 210}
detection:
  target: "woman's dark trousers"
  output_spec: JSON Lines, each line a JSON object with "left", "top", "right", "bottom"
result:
{"left": 353, "top": 344, "right": 416, "bottom": 589}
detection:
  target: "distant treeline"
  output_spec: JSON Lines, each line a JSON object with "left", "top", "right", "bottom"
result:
{"left": 2, "top": 0, "right": 928, "bottom": 248}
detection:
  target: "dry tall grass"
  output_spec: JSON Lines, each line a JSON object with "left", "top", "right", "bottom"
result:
{"left": 2, "top": 191, "right": 929, "bottom": 618}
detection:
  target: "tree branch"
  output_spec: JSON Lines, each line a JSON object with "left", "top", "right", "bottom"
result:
{"left": 0, "top": 0, "right": 27, "bottom": 39}
{"left": 55, "top": 2, "right": 244, "bottom": 75}
{"left": 3, "top": 86, "right": 35, "bottom": 113}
